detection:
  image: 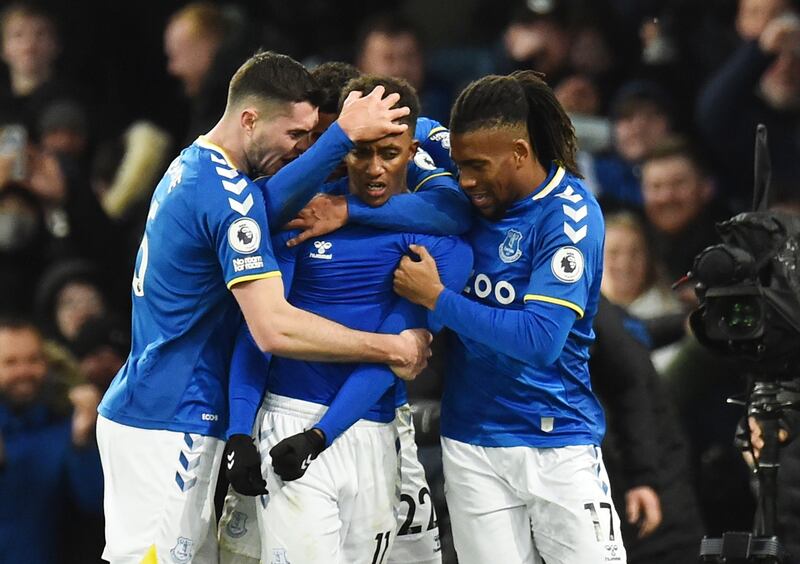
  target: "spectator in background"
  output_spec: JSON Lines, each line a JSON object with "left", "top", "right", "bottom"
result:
{"left": 697, "top": 3, "right": 800, "bottom": 208}
{"left": 0, "top": 317, "right": 103, "bottom": 563}
{"left": 592, "top": 297, "right": 705, "bottom": 564}
{"left": 164, "top": 1, "right": 231, "bottom": 143}
{"left": 498, "top": 3, "right": 573, "bottom": 85}
{"left": 586, "top": 80, "right": 676, "bottom": 207}
{"left": 71, "top": 316, "right": 129, "bottom": 393}
{"left": 355, "top": 12, "right": 452, "bottom": 123}
{"left": 601, "top": 210, "right": 685, "bottom": 372}
{"left": 0, "top": 2, "right": 83, "bottom": 131}
{"left": 640, "top": 137, "right": 729, "bottom": 285}
{"left": 736, "top": 0, "right": 792, "bottom": 41}
{"left": 0, "top": 184, "right": 50, "bottom": 316}
{"left": 164, "top": 2, "right": 294, "bottom": 145}
{"left": 38, "top": 99, "right": 89, "bottom": 161}
{"left": 34, "top": 260, "right": 108, "bottom": 352}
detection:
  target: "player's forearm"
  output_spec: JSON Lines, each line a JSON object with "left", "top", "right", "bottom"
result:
{"left": 262, "top": 122, "right": 353, "bottom": 229}
{"left": 346, "top": 188, "right": 473, "bottom": 235}
{"left": 315, "top": 367, "right": 395, "bottom": 447}
{"left": 251, "top": 302, "right": 404, "bottom": 365}
{"left": 432, "top": 289, "right": 574, "bottom": 365}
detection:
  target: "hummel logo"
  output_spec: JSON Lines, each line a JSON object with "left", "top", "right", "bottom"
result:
{"left": 309, "top": 240, "right": 333, "bottom": 260}
{"left": 227, "top": 452, "right": 235, "bottom": 470}
{"left": 300, "top": 455, "right": 312, "bottom": 471}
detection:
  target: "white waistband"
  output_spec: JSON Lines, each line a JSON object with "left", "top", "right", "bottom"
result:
{"left": 263, "top": 393, "right": 390, "bottom": 429}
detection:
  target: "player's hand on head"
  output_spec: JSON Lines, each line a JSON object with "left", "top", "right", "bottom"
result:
{"left": 269, "top": 429, "right": 326, "bottom": 481}
{"left": 390, "top": 328, "right": 433, "bottom": 381}
{"left": 625, "top": 486, "right": 662, "bottom": 538}
{"left": 224, "top": 434, "right": 269, "bottom": 496}
{"left": 393, "top": 244, "right": 445, "bottom": 310}
{"left": 337, "top": 85, "right": 410, "bottom": 143}
{"left": 284, "top": 194, "right": 348, "bottom": 247}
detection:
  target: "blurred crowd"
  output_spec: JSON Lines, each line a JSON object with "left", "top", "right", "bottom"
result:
{"left": 1, "top": 0, "right": 799, "bottom": 562}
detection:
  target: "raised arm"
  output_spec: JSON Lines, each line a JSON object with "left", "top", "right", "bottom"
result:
{"left": 262, "top": 86, "right": 412, "bottom": 229}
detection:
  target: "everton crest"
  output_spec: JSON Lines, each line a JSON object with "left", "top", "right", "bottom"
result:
{"left": 170, "top": 537, "right": 193, "bottom": 563}
{"left": 498, "top": 229, "right": 524, "bottom": 263}
{"left": 226, "top": 510, "right": 248, "bottom": 538}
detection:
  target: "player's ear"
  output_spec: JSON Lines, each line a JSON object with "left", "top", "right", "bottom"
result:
{"left": 240, "top": 108, "right": 258, "bottom": 134}
{"left": 407, "top": 139, "right": 420, "bottom": 162}
{"left": 512, "top": 138, "right": 531, "bottom": 169}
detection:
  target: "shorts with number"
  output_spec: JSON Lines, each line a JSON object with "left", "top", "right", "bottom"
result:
{"left": 256, "top": 394, "right": 400, "bottom": 564}
{"left": 442, "top": 437, "right": 626, "bottom": 564}
{"left": 96, "top": 415, "right": 224, "bottom": 564}
{"left": 390, "top": 403, "right": 442, "bottom": 564}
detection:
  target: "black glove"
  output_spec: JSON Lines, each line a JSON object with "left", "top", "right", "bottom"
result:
{"left": 224, "top": 434, "right": 268, "bottom": 496}
{"left": 269, "top": 429, "right": 326, "bottom": 481}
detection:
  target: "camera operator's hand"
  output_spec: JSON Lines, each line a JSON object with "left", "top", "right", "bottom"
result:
{"left": 748, "top": 416, "right": 789, "bottom": 461}
{"left": 625, "top": 486, "right": 662, "bottom": 538}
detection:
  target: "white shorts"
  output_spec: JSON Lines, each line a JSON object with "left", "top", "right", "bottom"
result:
{"left": 96, "top": 415, "right": 224, "bottom": 564}
{"left": 442, "top": 437, "right": 626, "bottom": 564}
{"left": 219, "top": 402, "right": 442, "bottom": 564}
{"left": 257, "top": 394, "right": 400, "bottom": 564}
{"left": 390, "top": 403, "right": 442, "bottom": 564}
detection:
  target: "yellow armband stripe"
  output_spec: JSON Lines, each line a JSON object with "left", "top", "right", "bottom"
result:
{"left": 227, "top": 270, "right": 282, "bottom": 290}
{"left": 413, "top": 171, "right": 452, "bottom": 193}
{"left": 523, "top": 294, "right": 584, "bottom": 318}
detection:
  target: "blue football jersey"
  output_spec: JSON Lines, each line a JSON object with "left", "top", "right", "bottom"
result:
{"left": 267, "top": 226, "right": 471, "bottom": 422}
{"left": 442, "top": 164, "right": 607, "bottom": 447}
{"left": 414, "top": 116, "right": 456, "bottom": 176}
{"left": 99, "top": 137, "right": 281, "bottom": 438}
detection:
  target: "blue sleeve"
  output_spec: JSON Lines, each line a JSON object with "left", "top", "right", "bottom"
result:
{"left": 199, "top": 161, "right": 281, "bottom": 289}
{"left": 260, "top": 122, "right": 353, "bottom": 230}
{"left": 418, "top": 120, "right": 457, "bottom": 175}
{"left": 314, "top": 301, "right": 425, "bottom": 446}
{"left": 270, "top": 230, "right": 299, "bottom": 294}
{"left": 227, "top": 323, "right": 271, "bottom": 438}
{"left": 346, "top": 169, "right": 473, "bottom": 235}
{"left": 433, "top": 291, "right": 576, "bottom": 366}
{"left": 523, "top": 194, "right": 604, "bottom": 318}
{"left": 65, "top": 442, "right": 104, "bottom": 514}
{"left": 410, "top": 234, "right": 473, "bottom": 332}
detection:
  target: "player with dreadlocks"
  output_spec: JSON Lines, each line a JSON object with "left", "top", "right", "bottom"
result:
{"left": 394, "top": 70, "right": 627, "bottom": 564}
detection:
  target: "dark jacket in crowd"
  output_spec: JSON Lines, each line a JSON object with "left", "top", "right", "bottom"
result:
{"left": 0, "top": 398, "right": 103, "bottom": 563}
{"left": 648, "top": 201, "right": 731, "bottom": 283}
{"left": 592, "top": 296, "right": 705, "bottom": 564}
{"left": 696, "top": 40, "right": 800, "bottom": 208}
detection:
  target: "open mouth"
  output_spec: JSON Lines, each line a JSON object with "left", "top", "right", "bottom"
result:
{"left": 365, "top": 182, "right": 387, "bottom": 198}
{"left": 467, "top": 191, "right": 492, "bottom": 208}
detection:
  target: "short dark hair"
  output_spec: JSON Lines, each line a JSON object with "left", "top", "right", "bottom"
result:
{"left": 610, "top": 80, "right": 674, "bottom": 124}
{"left": 0, "top": 316, "right": 40, "bottom": 336}
{"left": 340, "top": 74, "right": 420, "bottom": 130}
{"left": 643, "top": 136, "right": 708, "bottom": 175}
{"left": 227, "top": 51, "right": 321, "bottom": 110}
{"left": 450, "top": 70, "right": 581, "bottom": 177}
{"left": 311, "top": 62, "right": 361, "bottom": 114}
{"left": 355, "top": 12, "right": 422, "bottom": 57}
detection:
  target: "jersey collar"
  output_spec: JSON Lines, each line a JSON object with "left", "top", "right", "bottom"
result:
{"left": 195, "top": 136, "right": 239, "bottom": 170}
{"left": 531, "top": 164, "right": 565, "bottom": 201}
